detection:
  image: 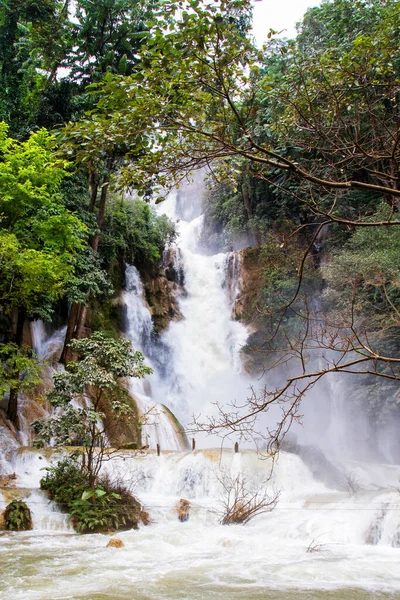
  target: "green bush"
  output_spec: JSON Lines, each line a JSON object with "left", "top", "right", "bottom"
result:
{"left": 41, "top": 456, "right": 145, "bottom": 533}
{"left": 4, "top": 500, "right": 33, "bottom": 531}
{"left": 41, "top": 456, "right": 87, "bottom": 509}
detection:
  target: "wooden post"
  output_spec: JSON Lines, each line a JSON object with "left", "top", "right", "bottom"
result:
{"left": 156, "top": 443, "right": 161, "bottom": 456}
{"left": 234, "top": 442, "right": 239, "bottom": 453}
{"left": 192, "top": 438, "right": 196, "bottom": 451}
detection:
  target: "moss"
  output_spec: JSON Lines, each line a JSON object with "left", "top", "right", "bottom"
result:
{"left": 161, "top": 405, "right": 190, "bottom": 450}
{"left": 100, "top": 385, "right": 142, "bottom": 449}
{"left": 90, "top": 296, "right": 122, "bottom": 339}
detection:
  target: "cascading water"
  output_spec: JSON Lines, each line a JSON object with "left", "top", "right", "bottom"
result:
{"left": 121, "top": 182, "right": 251, "bottom": 449}
{"left": 123, "top": 265, "right": 187, "bottom": 451}
{"left": 2, "top": 178, "right": 400, "bottom": 599}
{"left": 31, "top": 320, "right": 67, "bottom": 362}
{"left": 2, "top": 447, "right": 400, "bottom": 599}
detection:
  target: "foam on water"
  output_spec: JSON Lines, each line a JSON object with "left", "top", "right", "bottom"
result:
{"left": 2, "top": 448, "right": 400, "bottom": 599}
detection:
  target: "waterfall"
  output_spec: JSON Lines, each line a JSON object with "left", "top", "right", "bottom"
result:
{"left": 31, "top": 320, "right": 67, "bottom": 362}
{"left": 122, "top": 265, "right": 186, "bottom": 451}
{"left": 154, "top": 185, "right": 250, "bottom": 434}
{"left": 121, "top": 180, "right": 251, "bottom": 450}
{"left": 8, "top": 447, "right": 400, "bottom": 538}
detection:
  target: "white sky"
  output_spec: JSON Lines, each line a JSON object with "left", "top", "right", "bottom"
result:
{"left": 252, "top": 0, "right": 322, "bottom": 45}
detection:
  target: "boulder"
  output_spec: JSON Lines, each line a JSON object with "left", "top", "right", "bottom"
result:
{"left": 177, "top": 498, "right": 191, "bottom": 522}
{"left": 106, "top": 538, "right": 125, "bottom": 548}
{"left": 140, "top": 510, "right": 150, "bottom": 526}
{"left": 0, "top": 473, "right": 17, "bottom": 488}
{"left": 0, "top": 510, "right": 5, "bottom": 530}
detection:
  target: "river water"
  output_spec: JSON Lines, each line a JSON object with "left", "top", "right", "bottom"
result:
{"left": 1, "top": 179, "right": 400, "bottom": 598}
{"left": 1, "top": 448, "right": 400, "bottom": 599}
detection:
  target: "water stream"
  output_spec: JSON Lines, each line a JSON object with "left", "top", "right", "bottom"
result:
{"left": 1, "top": 448, "right": 400, "bottom": 599}
{"left": 1, "top": 179, "right": 400, "bottom": 597}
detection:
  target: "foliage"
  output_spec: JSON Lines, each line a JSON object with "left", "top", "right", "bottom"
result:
{"left": 4, "top": 499, "right": 33, "bottom": 531}
{"left": 32, "top": 333, "right": 151, "bottom": 487}
{"left": 41, "top": 455, "right": 145, "bottom": 533}
{"left": 324, "top": 222, "right": 400, "bottom": 328}
{"left": 100, "top": 197, "right": 176, "bottom": 271}
{"left": 0, "top": 124, "right": 87, "bottom": 321}
{"left": 0, "top": 343, "right": 41, "bottom": 398}
{"left": 40, "top": 455, "right": 88, "bottom": 508}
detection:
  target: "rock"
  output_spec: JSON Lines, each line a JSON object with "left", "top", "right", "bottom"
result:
{"left": 141, "top": 250, "right": 184, "bottom": 333}
{"left": 0, "top": 510, "right": 5, "bottom": 530}
{"left": 106, "top": 538, "right": 125, "bottom": 548}
{"left": 140, "top": 510, "right": 150, "bottom": 526}
{"left": 0, "top": 473, "right": 17, "bottom": 488}
{"left": 177, "top": 498, "right": 191, "bottom": 522}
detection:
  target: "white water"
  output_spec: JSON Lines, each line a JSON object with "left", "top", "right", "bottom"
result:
{"left": 2, "top": 178, "right": 400, "bottom": 598}
{"left": 123, "top": 265, "right": 185, "bottom": 451}
{"left": 2, "top": 448, "right": 400, "bottom": 599}
{"left": 31, "top": 321, "right": 67, "bottom": 362}
{"left": 122, "top": 185, "right": 251, "bottom": 452}
{"left": 157, "top": 213, "right": 249, "bottom": 422}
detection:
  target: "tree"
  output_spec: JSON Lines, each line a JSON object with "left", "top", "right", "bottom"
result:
{"left": 89, "top": 0, "right": 399, "bottom": 448}
{"left": 32, "top": 332, "right": 152, "bottom": 489}
{"left": 0, "top": 343, "right": 41, "bottom": 424}
{"left": 216, "top": 470, "right": 280, "bottom": 525}
{"left": 0, "top": 0, "right": 70, "bottom": 137}
{"left": 0, "top": 123, "right": 87, "bottom": 424}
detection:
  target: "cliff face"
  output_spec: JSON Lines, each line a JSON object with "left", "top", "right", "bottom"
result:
{"left": 230, "top": 247, "right": 275, "bottom": 375}
{"left": 141, "top": 248, "right": 184, "bottom": 333}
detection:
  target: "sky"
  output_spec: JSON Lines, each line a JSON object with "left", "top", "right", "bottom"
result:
{"left": 252, "top": 0, "right": 322, "bottom": 45}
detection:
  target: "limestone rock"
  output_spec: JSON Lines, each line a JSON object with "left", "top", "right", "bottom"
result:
{"left": 142, "top": 249, "right": 184, "bottom": 333}
{"left": 107, "top": 538, "right": 125, "bottom": 548}
{"left": 0, "top": 473, "right": 17, "bottom": 488}
{"left": 177, "top": 498, "right": 191, "bottom": 522}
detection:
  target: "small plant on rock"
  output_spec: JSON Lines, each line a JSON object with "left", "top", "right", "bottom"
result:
{"left": 4, "top": 500, "right": 33, "bottom": 531}
{"left": 41, "top": 456, "right": 148, "bottom": 533}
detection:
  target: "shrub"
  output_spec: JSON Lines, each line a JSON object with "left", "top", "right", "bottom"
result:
{"left": 40, "top": 456, "right": 147, "bottom": 533}
{"left": 4, "top": 500, "right": 33, "bottom": 531}
{"left": 41, "top": 456, "right": 88, "bottom": 509}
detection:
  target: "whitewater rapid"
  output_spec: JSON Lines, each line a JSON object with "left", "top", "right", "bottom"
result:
{"left": 1, "top": 448, "right": 400, "bottom": 599}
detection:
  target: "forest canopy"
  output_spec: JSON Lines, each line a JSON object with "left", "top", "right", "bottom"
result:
{"left": 0, "top": 0, "right": 398, "bottom": 444}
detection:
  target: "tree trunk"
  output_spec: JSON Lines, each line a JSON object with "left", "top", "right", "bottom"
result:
{"left": 88, "top": 168, "right": 98, "bottom": 212}
{"left": 7, "top": 387, "right": 19, "bottom": 426}
{"left": 91, "top": 173, "right": 110, "bottom": 253}
{"left": 61, "top": 158, "right": 113, "bottom": 356}
{"left": 60, "top": 302, "right": 80, "bottom": 364}
{"left": 75, "top": 172, "right": 111, "bottom": 339}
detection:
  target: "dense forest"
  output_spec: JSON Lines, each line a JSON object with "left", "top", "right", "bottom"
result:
{"left": 0, "top": 0, "right": 399, "bottom": 455}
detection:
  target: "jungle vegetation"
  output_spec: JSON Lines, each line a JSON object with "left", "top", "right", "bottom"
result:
{"left": 0, "top": 0, "right": 398, "bottom": 448}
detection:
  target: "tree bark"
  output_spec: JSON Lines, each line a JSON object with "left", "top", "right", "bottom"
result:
{"left": 60, "top": 302, "right": 80, "bottom": 364}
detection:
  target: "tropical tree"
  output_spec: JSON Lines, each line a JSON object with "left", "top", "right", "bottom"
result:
{"left": 89, "top": 0, "right": 400, "bottom": 446}
{"left": 0, "top": 123, "right": 87, "bottom": 423}
{"left": 32, "top": 333, "right": 152, "bottom": 488}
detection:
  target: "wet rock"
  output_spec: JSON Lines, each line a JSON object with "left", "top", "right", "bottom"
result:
{"left": 106, "top": 538, "right": 125, "bottom": 548}
{"left": 141, "top": 249, "right": 184, "bottom": 333}
{"left": 177, "top": 498, "right": 191, "bottom": 522}
{"left": 0, "top": 473, "right": 17, "bottom": 488}
{"left": 0, "top": 510, "right": 5, "bottom": 530}
{"left": 140, "top": 510, "right": 150, "bottom": 526}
